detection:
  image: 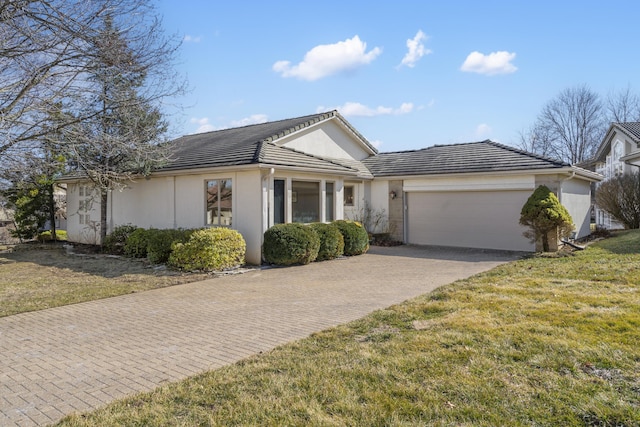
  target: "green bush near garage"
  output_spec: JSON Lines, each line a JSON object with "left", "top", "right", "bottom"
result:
{"left": 262, "top": 223, "right": 320, "bottom": 265}
{"left": 146, "top": 228, "right": 194, "bottom": 264}
{"left": 308, "top": 222, "right": 344, "bottom": 261}
{"left": 168, "top": 227, "right": 246, "bottom": 271}
{"left": 333, "top": 220, "right": 369, "bottom": 256}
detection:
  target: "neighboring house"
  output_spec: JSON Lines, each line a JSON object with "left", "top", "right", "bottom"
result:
{"left": 593, "top": 122, "right": 640, "bottom": 229}
{"left": 62, "top": 111, "right": 601, "bottom": 264}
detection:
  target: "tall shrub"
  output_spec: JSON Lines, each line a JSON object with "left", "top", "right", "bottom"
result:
{"left": 333, "top": 220, "right": 369, "bottom": 256}
{"left": 309, "top": 222, "right": 344, "bottom": 261}
{"left": 520, "top": 185, "right": 574, "bottom": 252}
{"left": 263, "top": 223, "right": 320, "bottom": 265}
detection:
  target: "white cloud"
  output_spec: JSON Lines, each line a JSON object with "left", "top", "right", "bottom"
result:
{"left": 475, "top": 123, "right": 492, "bottom": 137}
{"left": 273, "top": 35, "right": 382, "bottom": 81}
{"left": 317, "top": 101, "right": 414, "bottom": 117}
{"left": 229, "top": 114, "right": 269, "bottom": 128}
{"left": 399, "top": 30, "right": 431, "bottom": 68}
{"left": 460, "top": 51, "right": 517, "bottom": 75}
{"left": 190, "top": 117, "right": 215, "bottom": 133}
{"left": 190, "top": 114, "right": 269, "bottom": 133}
{"left": 183, "top": 35, "right": 202, "bottom": 43}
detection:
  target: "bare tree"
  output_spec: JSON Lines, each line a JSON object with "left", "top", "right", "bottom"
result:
{"left": 519, "top": 85, "right": 605, "bottom": 164}
{"left": 596, "top": 173, "right": 640, "bottom": 229}
{"left": 1, "top": 1, "right": 185, "bottom": 244}
{"left": 606, "top": 86, "right": 640, "bottom": 124}
{"left": 517, "top": 124, "right": 555, "bottom": 160}
{"left": 0, "top": 0, "right": 184, "bottom": 163}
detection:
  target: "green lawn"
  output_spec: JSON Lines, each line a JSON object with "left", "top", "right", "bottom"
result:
{"left": 59, "top": 231, "right": 640, "bottom": 426}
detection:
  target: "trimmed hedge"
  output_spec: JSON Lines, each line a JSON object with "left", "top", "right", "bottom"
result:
{"left": 124, "top": 228, "right": 150, "bottom": 258}
{"left": 309, "top": 222, "right": 344, "bottom": 261}
{"left": 168, "top": 228, "right": 246, "bottom": 271}
{"left": 263, "top": 223, "right": 320, "bottom": 265}
{"left": 103, "top": 224, "right": 138, "bottom": 255}
{"left": 146, "top": 228, "right": 194, "bottom": 264}
{"left": 333, "top": 220, "right": 369, "bottom": 256}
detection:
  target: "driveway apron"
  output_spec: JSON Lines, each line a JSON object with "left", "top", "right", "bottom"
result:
{"left": 0, "top": 245, "right": 520, "bottom": 426}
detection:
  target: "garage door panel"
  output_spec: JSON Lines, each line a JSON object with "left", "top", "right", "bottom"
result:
{"left": 407, "top": 191, "right": 533, "bottom": 252}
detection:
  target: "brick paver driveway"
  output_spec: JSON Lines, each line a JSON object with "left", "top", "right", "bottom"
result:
{"left": 0, "top": 245, "right": 521, "bottom": 426}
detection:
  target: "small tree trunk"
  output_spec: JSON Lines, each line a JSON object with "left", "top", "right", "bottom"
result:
{"left": 47, "top": 184, "right": 57, "bottom": 242}
{"left": 542, "top": 232, "right": 549, "bottom": 252}
{"left": 100, "top": 190, "right": 108, "bottom": 246}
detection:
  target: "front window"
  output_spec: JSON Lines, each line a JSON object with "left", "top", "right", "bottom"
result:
{"left": 206, "top": 179, "right": 232, "bottom": 226}
{"left": 292, "top": 180, "right": 319, "bottom": 223}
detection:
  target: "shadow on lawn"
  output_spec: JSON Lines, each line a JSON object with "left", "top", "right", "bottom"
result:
{"left": 2, "top": 242, "right": 179, "bottom": 279}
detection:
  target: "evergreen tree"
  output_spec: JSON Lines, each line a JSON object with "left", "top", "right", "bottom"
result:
{"left": 520, "top": 185, "right": 574, "bottom": 252}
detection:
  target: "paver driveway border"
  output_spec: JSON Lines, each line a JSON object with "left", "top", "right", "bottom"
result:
{"left": 0, "top": 245, "right": 522, "bottom": 426}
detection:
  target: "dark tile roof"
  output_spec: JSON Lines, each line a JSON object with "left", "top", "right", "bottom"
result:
{"left": 615, "top": 122, "right": 640, "bottom": 141}
{"left": 160, "top": 111, "right": 376, "bottom": 173}
{"left": 362, "top": 140, "right": 569, "bottom": 177}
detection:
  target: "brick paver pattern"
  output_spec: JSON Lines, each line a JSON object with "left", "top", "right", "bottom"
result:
{"left": 0, "top": 245, "right": 519, "bottom": 426}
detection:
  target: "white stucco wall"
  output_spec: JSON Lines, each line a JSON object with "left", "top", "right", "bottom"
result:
{"left": 66, "top": 183, "right": 102, "bottom": 244}
{"left": 560, "top": 178, "right": 592, "bottom": 239}
{"left": 280, "top": 121, "right": 372, "bottom": 161}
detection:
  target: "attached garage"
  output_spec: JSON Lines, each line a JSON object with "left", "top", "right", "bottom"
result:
{"left": 363, "top": 141, "right": 602, "bottom": 253}
{"left": 406, "top": 190, "right": 533, "bottom": 252}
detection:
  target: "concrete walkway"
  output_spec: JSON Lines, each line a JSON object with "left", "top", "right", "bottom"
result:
{"left": 0, "top": 245, "right": 520, "bottom": 426}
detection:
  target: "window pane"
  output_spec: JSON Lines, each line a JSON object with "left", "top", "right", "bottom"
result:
{"left": 325, "top": 182, "right": 334, "bottom": 222}
{"left": 344, "top": 185, "right": 354, "bottom": 206}
{"left": 274, "top": 179, "right": 285, "bottom": 224}
{"left": 292, "top": 181, "right": 319, "bottom": 223}
{"left": 206, "top": 179, "right": 232, "bottom": 226}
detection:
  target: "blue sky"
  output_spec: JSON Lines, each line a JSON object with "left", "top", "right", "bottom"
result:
{"left": 157, "top": 0, "right": 640, "bottom": 153}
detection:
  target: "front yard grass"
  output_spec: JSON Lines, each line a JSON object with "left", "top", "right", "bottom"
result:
{"left": 0, "top": 244, "right": 210, "bottom": 317}
{"left": 55, "top": 230, "right": 640, "bottom": 426}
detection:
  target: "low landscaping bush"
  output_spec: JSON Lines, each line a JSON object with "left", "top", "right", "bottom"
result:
{"left": 309, "top": 222, "right": 344, "bottom": 261}
{"left": 263, "top": 223, "right": 320, "bottom": 265}
{"left": 146, "top": 228, "right": 194, "bottom": 264}
{"left": 168, "top": 228, "right": 246, "bottom": 272}
{"left": 124, "top": 228, "right": 150, "bottom": 258}
{"left": 333, "top": 220, "right": 369, "bottom": 256}
{"left": 103, "top": 224, "right": 138, "bottom": 255}
{"left": 37, "top": 229, "right": 67, "bottom": 242}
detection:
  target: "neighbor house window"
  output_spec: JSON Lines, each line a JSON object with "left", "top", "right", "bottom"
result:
{"left": 325, "top": 182, "right": 334, "bottom": 221}
{"left": 292, "top": 180, "right": 319, "bottom": 223}
{"left": 206, "top": 179, "right": 232, "bottom": 226}
{"left": 344, "top": 185, "right": 354, "bottom": 206}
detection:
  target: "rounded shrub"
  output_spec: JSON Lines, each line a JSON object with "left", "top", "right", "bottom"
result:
{"left": 146, "top": 228, "right": 194, "bottom": 264}
{"left": 124, "top": 228, "right": 151, "bottom": 258}
{"left": 308, "top": 222, "right": 344, "bottom": 261}
{"left": 103, "top": 224, "right": 138, "bottom": 255}
{"left": 262, "top": 223, "right": 320, "bottom": 265}
{"left": 168, "top": 227, "right": 246, "bottom": 271}
{"left": 333, "top": 220, "right": 369, "bottom": 256}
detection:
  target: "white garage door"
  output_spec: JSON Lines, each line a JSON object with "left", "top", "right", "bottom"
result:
{"left": 407, "top": 190, "right": 534, "bottom": 252}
